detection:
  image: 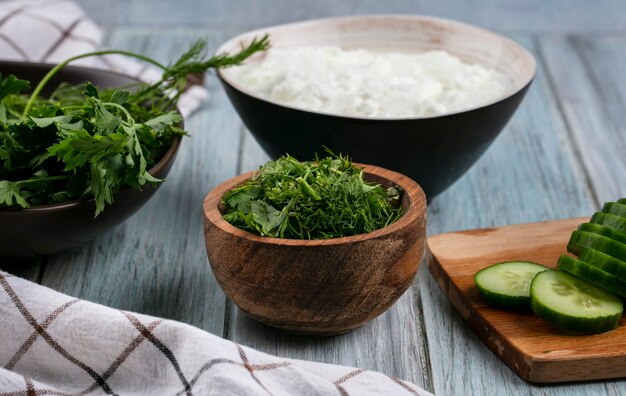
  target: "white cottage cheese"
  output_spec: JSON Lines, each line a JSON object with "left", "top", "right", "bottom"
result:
{"left": 228, "top": 46, "right": 512, "bottom": 118}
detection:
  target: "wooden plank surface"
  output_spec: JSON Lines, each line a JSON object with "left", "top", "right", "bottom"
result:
{"left": 426, "top": 217, "right": 626, "bottom": 383}
{"left": 416, "top": 35, "right": 621, "bottom": 395}
{"left": 538, "top": 35, "right": 626, "bottom": 203}
{"left": 76, "top": 0, "right": 626, "bottom": 34}
{"left": 2, "top": 3, "right": 626, "bottom": 393}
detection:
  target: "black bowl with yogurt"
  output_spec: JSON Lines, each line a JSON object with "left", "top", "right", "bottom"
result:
{"left": 217, "top": 15, "right": 536, "bottom": 199}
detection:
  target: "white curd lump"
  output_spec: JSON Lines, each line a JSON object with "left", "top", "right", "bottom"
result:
{"left": 228, "top": 46, "right": 512, "bottom": 118}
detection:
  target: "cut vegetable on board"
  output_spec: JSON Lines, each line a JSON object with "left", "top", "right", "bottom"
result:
{"left": 474, "top": 198, "right": 626, "bottom": 334}
{"left": 530, "top": 269, "right": 623, "bottom": 334}
{"left": 474, "top": 261, "right": 548, "bottom": 309}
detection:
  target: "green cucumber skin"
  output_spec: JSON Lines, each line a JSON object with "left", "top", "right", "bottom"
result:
{"left": 568, "top": 231, "right": 626, "bottom": 262}
{"left": 530, "top": 270, "right": 623, "bottom": 334}
{"left": 474, "top": 261, "right": 548, "bottom": 310}
{"left": 592, "top": 212, "right": 626, "bottom": 232}
{"left": 618, "top": 198, "right": 626, "bottom": 205}
{"left": 578, "top": 223, "right": 626, "bottom": 245}
{"left": 531, "top": 298, "right": 621, "bottom": 334}
{"left": 603, "top": 202, "right": 626, "bottom": 219}
{"left": 558, "top": 254, "right": 626, "bottom": 298}
{"left": 580, "top": 248, "right": 626, "bottom": 283}
{"left": 475, "top": 286, "right": 530, "bottom": 310}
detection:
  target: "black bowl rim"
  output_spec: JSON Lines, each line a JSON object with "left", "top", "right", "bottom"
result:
{"left": 0, "top": 61, "right": 183, "bottom": 213}
{"left": 216, "top": 14, "right": 537, "bottom": 121}
{"left": 0, "top": 60, "right": 147, "bottom": 86}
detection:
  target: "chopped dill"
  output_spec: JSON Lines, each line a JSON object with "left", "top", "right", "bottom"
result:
{"left": 221, "top": 153, "right": 403, "bottom": 239}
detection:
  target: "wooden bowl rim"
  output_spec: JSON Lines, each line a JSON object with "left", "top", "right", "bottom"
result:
{"left": 203, "top": 163, "right": 426, "bottom": 246}
{"left": 216, "top": 14, "right": 536, "bottom": 121}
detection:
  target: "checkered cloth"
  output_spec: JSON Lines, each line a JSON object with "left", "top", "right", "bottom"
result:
{"left": 0, "top": 272, "right": 432, "bottom": 395}
{"left": 0, "top": 0, "right": 208, "bottom": 117}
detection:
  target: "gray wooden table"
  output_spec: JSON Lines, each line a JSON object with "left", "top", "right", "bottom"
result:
{"left": 3, "top": 1, "right": 626, "bottom": 395}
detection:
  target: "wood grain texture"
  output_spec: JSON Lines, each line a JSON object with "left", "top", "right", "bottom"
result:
{"left": 76, "top": 0, "right": 626, "bottom": 34}
{"left": 39, "top": 30, "right": 243, "bottom": 335}
{"left": 416, "top": 35, "right": 618, "bottom": 395}
{"left": 9, "top": 6, "right": 624, "bottom": 393}
{"left": 538, "top": 35, "right": 626, "bottom": 204}
{"left": 204, "top": 164, "right": 427, "bottom": 335}
{"left": 425, "top": 217, "right": 626, "bottom": 383}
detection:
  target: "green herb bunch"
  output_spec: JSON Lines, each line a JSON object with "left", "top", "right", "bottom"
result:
{"left": 222, "top": 153, "right": 404, "bottom": 239}
{"left": 0, "top": 35, "right": 270, "bottom": 215}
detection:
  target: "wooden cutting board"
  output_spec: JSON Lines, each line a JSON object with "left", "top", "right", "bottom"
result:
{"left": 426, "top": 217, "right": 626, "bottom": 383}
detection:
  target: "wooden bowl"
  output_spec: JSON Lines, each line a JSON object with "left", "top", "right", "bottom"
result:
{"left": 203, "top": 164, "right": 427, "bottom": 335}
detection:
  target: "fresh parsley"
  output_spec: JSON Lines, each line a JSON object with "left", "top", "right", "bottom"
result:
{"left": 222, "top": 153, "right": 403, "bottom": 239}
{"left": 0, "top": 35, "right": 269, "bottom": 215}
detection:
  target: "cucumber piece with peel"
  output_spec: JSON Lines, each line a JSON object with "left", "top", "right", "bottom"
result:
{"left": 530, "top": 269, "right": 623, "bottom": 334}
{"left": 591, "top": 212, "right": 626, "bottom": 233}
{"left": 474, "top": 261, "right": 549, "bottom": 309}
{"left": 579, "top": 248, "right": 626, "bottom": 283}
{"left": 568, "top": 231, "right": 626, "bottom": 262}
{"left": 557, "top": 254, "right": 626, "bottom": 298}
{"left": 603, "top": 202, "right": 626, "bottom": 219}
{"left": 578, "top": 223, "right": 626, "bottom": 245}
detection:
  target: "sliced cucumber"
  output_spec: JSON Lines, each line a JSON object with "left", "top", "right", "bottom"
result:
{"left": 578, "top": 223, "right": 626, "bottom": 245}
{"left": 591, "top": 212, "right": 626, "bottom": 233}
{"left": 474, "top": 261, "right": 549, "bottom": 309}
{"left": 603, "top": 202, "right": 626, "bottom": 219}
{"left": 567, "top": 231, "right": 626, "bottom": 262}
{"left": 557, "top": 254, "right": 626, "bottom": 298}
{"left": 579, "top": 248, "right": 626, "bottom": 283}
{"left": 530, "top": 269, "right": 623, "bottom": 334}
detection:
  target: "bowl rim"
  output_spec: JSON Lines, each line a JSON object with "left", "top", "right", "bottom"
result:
{"left": 0, "top": 61, "right": 183, "bottom": 213}
{"left": 203, "top": 162, "right": 427, "bottom": 246}
{"left": 0, "top": 60, "right": 147, "bottom": 83}
{"left": 216, "top": 14, "right": 537, "bottom": 121}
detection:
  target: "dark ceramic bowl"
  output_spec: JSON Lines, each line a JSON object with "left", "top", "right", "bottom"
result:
{"left": 217, "top": 15, "right": 536, "bottom": 199}
{"left": 0, "top": 61, "right": 181, "bottom": 257}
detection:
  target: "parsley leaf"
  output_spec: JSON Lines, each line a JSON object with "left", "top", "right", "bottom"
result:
{"left": 0, "top": 180, "right": 28, "bottom": 208}
{"left": 0, "top": 74, "right": 29, "bottom": 102}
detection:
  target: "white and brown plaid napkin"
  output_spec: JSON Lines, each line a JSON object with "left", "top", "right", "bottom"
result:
{"left": 0, "top": 272, "right": 432, "bottom": 395}
{"left": 0, "top": 0, "right": 208, "bottom": 117}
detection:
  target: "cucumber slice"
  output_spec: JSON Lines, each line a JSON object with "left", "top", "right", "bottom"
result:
{"left": 591, "top": 212, "right": 626, "bottom": 232}
{"left": 567, "top": 231, "right": 626, "bottom": 262}
{"left": 580, "top": 248, "right": 626, "bottom": 283}
{"left": 557, "top": 254, "right": 626, "bottom": 298}
{"left": 474, "top": 261, "right": 549, "bottom": 309}
{"left": 603, "top": 202, "right": 626, "bottom": 219}
{"left": 578, "top": 223, "right": 626, "bottom": 245}
{"left": 591, "top": 212, "right": 626, "bottom": 233}
{"left": 530, "top": 269, "right": 623, "bottom": 334}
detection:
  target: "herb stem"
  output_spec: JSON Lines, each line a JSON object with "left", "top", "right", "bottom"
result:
{"left": 103, "top": 102, "right": 135, "bottom": 126}
{"left": 18, "top": 175, "right": 71, "bottom": 185}
{"left": 22, "top": 50, "right": 169, "bottom": 118}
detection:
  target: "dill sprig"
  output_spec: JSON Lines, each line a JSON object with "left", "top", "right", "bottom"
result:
{"left": 221, "top": 153, "right": 404, "bottom": 239}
